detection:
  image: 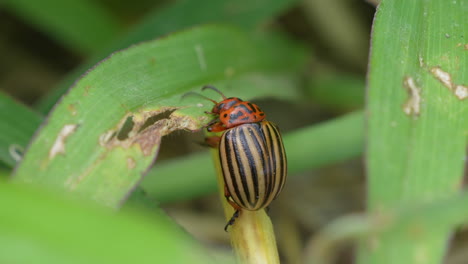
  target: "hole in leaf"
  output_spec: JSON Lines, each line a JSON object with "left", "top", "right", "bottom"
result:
{"left": 138, "top": 109, "right": 177, "bottom": 132}
{"left": 117, "top": 116, "right": 135, "bottom": 140}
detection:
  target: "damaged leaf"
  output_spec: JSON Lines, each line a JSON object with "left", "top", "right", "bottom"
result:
{"left": 13, "top": 25, "right": 306, "bottom": 208}
{"left": 362, "top": 0, "right": 467, "bottom": 264}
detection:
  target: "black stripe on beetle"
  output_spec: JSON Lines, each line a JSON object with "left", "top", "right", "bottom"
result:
{"left": 240, "top": 127, "right": 261, "bottom": 205}
{"left": 238, "top": 103, "right": 254, "bottom": 114}
{"left": 247, "top": 102, "right": 257, "bottom": 113}
{"left": 223, "top": 133, "right": 247, "bottom": 208}
{"left": 224, "top": 100, "right": 238, "bottom": 109}
{"left": 185, "top": 85, "right": 286, "bottom": 230}
{"left": 219, "top": 121, "right": 287, "bottom": 212}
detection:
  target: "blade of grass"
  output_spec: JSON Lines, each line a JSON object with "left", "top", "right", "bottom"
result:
{"left": 306, "top": 190, "right": 468, "bottom": 264}
{"left": 0, "top": 181, "right": 215, "bottom": 264}
{"left": 36, "top": 0, "right": 302, "bottom": 113}
{"left": 14, "top": 25, "right": 307, "bottom": 208}
{"left": 2, "top": 0, "right": 120, "bottom": 54}
{"left": 0, "top": 92, "right": 42, "bottom": 168}
{"left": 141, "top": 111, "right": 364, "bottom": 203}
{"left": 361, "top": 0, "right": 467, "bottom": 263}
{"left": 2, "top": 0, "right": 301, "bottom": 166}
{"left": 307, "top": 74, "right": 365, "bottom": 111}
{"left": 302, "top": 0, "right": 369, "bottom": 70}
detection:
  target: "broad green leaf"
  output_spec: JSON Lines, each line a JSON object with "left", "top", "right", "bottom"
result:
{"left": 0, "top": 182, "right": 215, "bottom": 264}
{"left": 360, "top": 0, "right": 467, "bottom": 263}
{"left": 14, "top": 25, "right": 307, "bottom": 208}
{"left": 142, "top": 111, "right": 364, "bottom": 202}
{"left": 0, "top": 92, "right": 42, "bottom": 167}
{"left": 2, "top": 0, "right": 120, "bottom": 54}
{"left": 37, "top": 0, "right": 301, "bottom": 112}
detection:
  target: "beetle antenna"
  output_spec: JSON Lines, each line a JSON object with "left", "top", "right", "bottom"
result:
{"left": 181, "top": 91, "right": 217, "bottom": 104}
{"left": 202, "top": 85, "right": 227, "bottom": 99}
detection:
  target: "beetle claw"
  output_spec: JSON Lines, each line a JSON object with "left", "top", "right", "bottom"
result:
{"left": 224, "top": 210, "right": 240, "bottom": 232}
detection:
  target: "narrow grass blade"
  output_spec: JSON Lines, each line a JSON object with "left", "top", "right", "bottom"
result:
{"left": 307, "top": 74, "right": 365, "bottom": 111}
{"left": 14, "top": 25, "right": 307, "bottom": 208}
{"left": 2, "top": 0, "right": 120, "bottom": 54}
{"left": 306, "top": 191, "right": 468, "bottom": 264}
{"left": 0, "top": 92, "right": 42, "bottom": 167}
{"left": 36, "top": 0, "right": 302, "bottom": 112}
{"left": 361, "top": 0, "right": 467, "bottom": 263}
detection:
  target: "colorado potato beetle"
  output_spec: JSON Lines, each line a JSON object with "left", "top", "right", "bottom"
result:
{"left": 187, "top": 85, "right": 287, "bottom": 231}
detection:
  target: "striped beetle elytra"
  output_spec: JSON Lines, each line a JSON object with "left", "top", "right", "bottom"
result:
{"left": 185, "top": 85, "right": 287, "bottom": 231}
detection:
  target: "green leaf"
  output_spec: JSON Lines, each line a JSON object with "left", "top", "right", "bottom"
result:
{"left": 0, "top": 92, "right": 42, "bottom": 167}
{"left": 14, "top": 25, "right": 307, "bottom": 208}
{"left": 307, "top": 191, "right": 468, "bottom": 264}
{"left": 141, "top": 111, "right": 364, "bottom": 202}
{"left": 360, "top": 0, "right": 467, "bottom": 263}
{"left": 2, "top": 0, "right": 120, "bottom": 54}
{"left": 0, "top": 181, "right": 215, "bottom": 264}
{"left": 307, "top": 74, "right": 365, "bottom": 111}
{"left": 37, "top": 0, "right": 302, "bottom": 113}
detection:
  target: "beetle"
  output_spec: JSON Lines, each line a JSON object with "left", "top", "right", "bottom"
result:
{"left": 186, "top": 85, "right": 287, "bottom": 231}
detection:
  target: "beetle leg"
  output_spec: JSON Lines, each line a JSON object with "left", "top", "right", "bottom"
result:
{"left": 224, "top": 210, "right": 240, "bottom": 231}
{"left": 223, "top": 185, "right": 242, "bottom": 231}
{"left": 203, "top": 136, "right": 220, "bottom": 148}
{"left": 224, "top": 185, "right": 241, "bottom": 210}
{"left": 204, "top": 118, "right": 219, "bottom": 128}
{"left": 207, "top": 122, "right": 227, "bottom": 132}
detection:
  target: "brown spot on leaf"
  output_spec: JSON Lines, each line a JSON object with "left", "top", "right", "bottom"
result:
{"left": 67, "top": 104, "right": 77, "bottom": 116}
{"left": 430, "top": 67, "right": 452, "bottom": 89}
{"left": 402, "top": 76, "right": 421, "bottom": 117}
{"left": 454, "top": 85, "right": 468, "bottom": 100}
{"left": 100, "top": 107, "right": 201, "bottom": 156}
{"left": 430, "top": 66, "right": 467, "bottom": 100}
{"left": 84, "top": 85, "right": 91, "bottom": 96}
{"left": 418, "top": 55, "right": 425, "bottom": 68}
{"left": 49, "top": 124, "right": 79, "bottom": 159}
{"left": 127, "top": 157, "right": 136, "bottom": 169}
{"left": 138, "top": 109, "right": 176, "bottom": 132}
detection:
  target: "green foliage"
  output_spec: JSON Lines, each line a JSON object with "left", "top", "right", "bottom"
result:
{"left": 0, "top": 92, "right": 42, "bottom": 167}
{"left": 14, "top": 25, "right": 306, "bottom": 208}
{"left": 0, "top": 182, "right": 214, "bottom": 264}
{"left": 36, "top": 0, "right": 303, "bottom": 113}
{"left": 2, "top": 0, "right": 466, "bottom": 263}
{"left": 2, "top": 0, "right": 120, "bottom": 54}
{"left": 361, "top": 0, "right": 467, "bottom": 263}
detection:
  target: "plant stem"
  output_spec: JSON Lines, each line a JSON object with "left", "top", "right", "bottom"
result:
{"left": 210, "top": 149, "right": 280, "bottom": 264}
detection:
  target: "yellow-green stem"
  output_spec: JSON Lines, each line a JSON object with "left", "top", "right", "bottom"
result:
{"left": 210, "top": 149, "right": 280, "bottom": 264}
